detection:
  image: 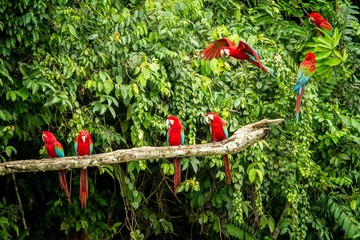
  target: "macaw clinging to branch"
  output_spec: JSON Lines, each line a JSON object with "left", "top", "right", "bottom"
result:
{"left": 308, "top": 12, "right": 333, "bottom": 37}
{"left": 200, "top": 38, "right": 274, "bottom": 76}
{"left": 166, "top": 116, "right": 184, "bottom": 195}
{"left": 205, "top": 112, "right": 231, "bottom": 184}
{"left": 74, "top": 130, "right": 93, "bottom": 208}
{"left": 42, "top": 131, "right": 71, "bottom": 204}
{"left": 292, "top": 52, "right": 316, "bottom": 124}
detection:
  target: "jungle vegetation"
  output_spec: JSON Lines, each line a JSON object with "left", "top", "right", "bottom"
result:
{"left": 0, "top": 0, "right": 359, "bottom": 239}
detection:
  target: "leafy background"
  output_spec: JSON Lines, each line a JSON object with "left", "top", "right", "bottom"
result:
{"left": 0, "top": 0, "right": 359, "bottom": 239}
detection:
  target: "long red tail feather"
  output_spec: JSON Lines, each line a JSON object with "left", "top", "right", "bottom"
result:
{"left": 222, "top": 155, "right": 231, "bottom": 184}
{"left": 58, "top": 170, "right": 71, "bottom": 204}
{"left": 173, "top": 158, "right": 181, "bottom": 194}
{"left": 79, "top": 169, "right": 88, "bottom": 208}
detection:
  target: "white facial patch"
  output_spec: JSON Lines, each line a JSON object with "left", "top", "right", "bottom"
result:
{"left": 166, "top": 119, "right": 174, "bottom": 128}
{"left": 205, "top": 114, "right": 213, "bottom": 123}
{"left": 221, "top": 49, "right": 230, "bottom": 56}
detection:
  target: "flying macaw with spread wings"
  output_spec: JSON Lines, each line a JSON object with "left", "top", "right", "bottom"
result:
{"left": 74, "top": 130, "right": 93, "bottom": 208}
{"left": 205, "top": 112, "right": 231, "bottom": 184}
{"left": 166, "top": 116, "right": 184, "bottom": 194}
{"left": 42, "top": 131, "right": 71, "bottom": 204}
{"left": 293, "top": 52, "right": 316, "bottom": 123}
{"left": 200, "top": 38, "right": 274, "bottom": 76}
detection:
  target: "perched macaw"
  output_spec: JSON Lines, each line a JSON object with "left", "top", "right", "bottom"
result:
{"left": 200, "top": 38, "right": 274, "bottom": 76}
{"left": 293, "top": 52, "right": 316, "bottom": 124}
{"left": 308, "top": 12, "right": 333, "bottom": 37}
{"left": 205, "top": 112, "right": 231, "bottom": 184}
{"left": 42, "top": 131, "right": 71, "bottom": 204}
{"left": 74, "top": 130, "right": 93, "bottom": 208}
{"left": 166, "top": 116, "right": 184, "bottom": 194}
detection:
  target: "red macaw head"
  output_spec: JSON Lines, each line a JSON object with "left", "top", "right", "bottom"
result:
{"left": 205, "top": 112, "right": 221, "bottom": 123}
{"left": 308, "top": 12, "right": 321, "bottom": 24}
{"left": 166, "top": 116, "right": 182, "bottom": 128}
{"left": 220, "top": 47, "right": 230, "bottom": 57}
{"left": 42, "top": 131, "right": 57, "bottom": 143}
{"left": 78, "top": 130, "right": 92, "bottom": 143}
{"left": 304, "top": 52, "right": 316, "bottom": 63}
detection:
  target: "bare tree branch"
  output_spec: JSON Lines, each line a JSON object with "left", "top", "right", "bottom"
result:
{"left": 271, "top": 201, "right": 290, "bottom": 239}
{"left": 0, "top": 119, "right": 284, "bottom": 175}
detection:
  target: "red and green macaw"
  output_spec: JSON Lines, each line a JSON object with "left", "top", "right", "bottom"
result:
{"left": 74, "top": 130, "right": 93, "bottom": 208}
{"left": 42, "top": 131, "right": 71, "bottom": 204}
{"left": 293, "top": 52, "right": 316, "bottom": 124}
{"left": 166, "top": 116, "right": 184, "bottom": 194}
{"left": 308, "top": 12, "right": 333, "bottom": 37}
{"left": 205, "top": 112, "right": 231, "bottom": 184}
{"left": 200, "top": 38, "right": 274, "bottom": 76}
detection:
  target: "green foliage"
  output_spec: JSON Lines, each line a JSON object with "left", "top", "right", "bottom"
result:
{"left": 0, "top": 196, "right": 29, "bottom": 240}
{"left": 327, "top": 196, "right": 360, "bottom": 238}
{"left": 226, "top": 223, "right": 257, "bottom": 240}
{"left": 0, "top": 0, "right": 359, "bottom": 239}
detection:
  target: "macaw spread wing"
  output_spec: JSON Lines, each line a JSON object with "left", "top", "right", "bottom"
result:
{"left": 238, "top": 41, "right": 262, "bottom": 65}
{"left": 200, "top": 38, "right": 236, "bottom": 60}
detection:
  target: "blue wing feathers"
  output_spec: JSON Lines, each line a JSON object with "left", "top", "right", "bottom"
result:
{"left": 246, "top": 52, "right": 257, "bottom": 62}
{"left": 293, "top": 67, "right": 314, "bottom": 91}
{"left": 181, "top": 131, "right": 185, "bottom": 145}
{"left": 89, "top": 142, "right": 93, "bottom": 155}
{"left": 74, "top": 142, "right": 78, "bottom": 155}
{"left": 222, "top": 121, "right": 229, "bottom": 139}
{"left": 223, "top": 128, "right": 228, "bottom": 139}
{"left": 55, "top": 144, "right": 65, "bottom": 158}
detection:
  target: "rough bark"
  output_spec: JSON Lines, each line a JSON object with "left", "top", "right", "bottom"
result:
{"left": 0, "top": 119, "right": 283, "bottom": 175}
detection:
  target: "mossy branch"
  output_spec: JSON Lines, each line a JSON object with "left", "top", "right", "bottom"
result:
{"left": 0, "top": 119, "right": 284, "bottom": 175}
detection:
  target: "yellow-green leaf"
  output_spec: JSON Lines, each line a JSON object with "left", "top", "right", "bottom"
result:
{"left": 350, "top": 200, "right": 357, "bottom": 211}
{"left": 68, "top": 25, "right": 77, "bottom": 37}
